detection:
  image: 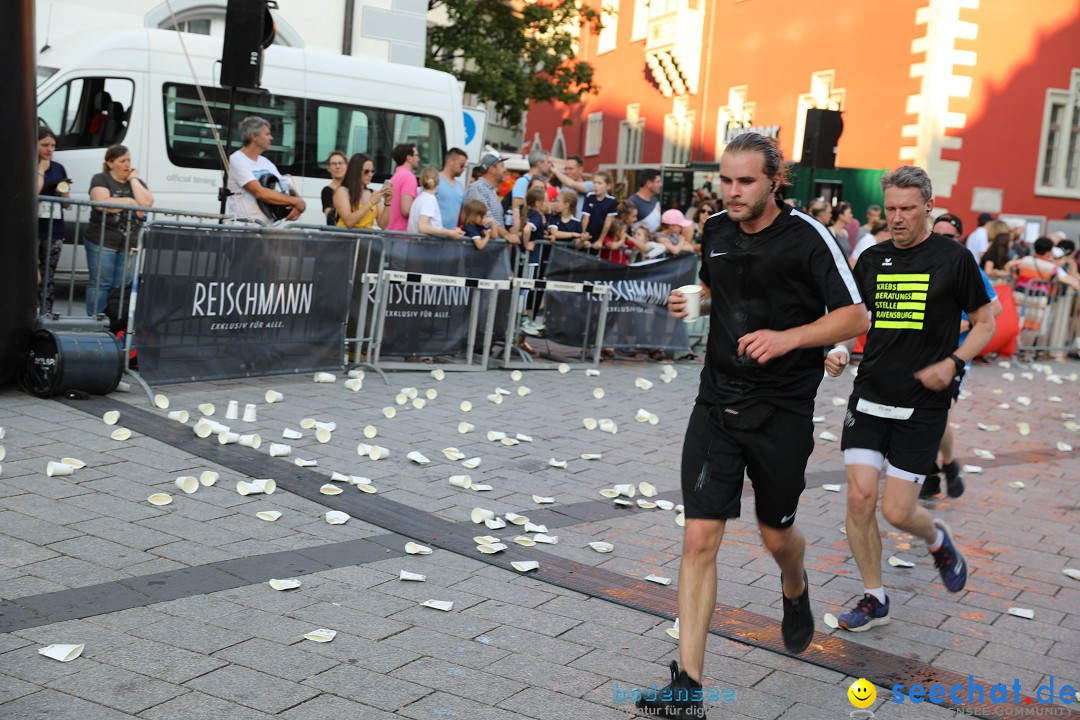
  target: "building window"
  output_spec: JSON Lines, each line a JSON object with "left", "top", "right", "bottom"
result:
{"left": 618, "top": 104, "right": 644, "bottom": 165}
{"left": 597, "top": 0, "right": 618, "bottom": 55}
{"left": 1036, "top": 69, "right": 1080, "bottom": 197}
{"left": 662, "top": 109, "right": 694, "bottom": 165}
{"left": 585, "top": 112, "right": 604, "bottom": 156}
{"left": 631, "top": 0, "right": 650, "bottom": 41}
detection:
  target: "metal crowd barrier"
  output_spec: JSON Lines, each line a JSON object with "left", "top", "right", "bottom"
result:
{"left": 1013, "top": 281, "right": 1079, "bottom": 357}
{"left": 365, "top": 270, "right": 508, "bottom": 372}
{"left": 502, "top": 274, "right": 609, "bottom": 369}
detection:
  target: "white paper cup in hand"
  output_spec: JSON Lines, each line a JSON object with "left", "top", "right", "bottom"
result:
{"left": 678, "top": 284, "right": 702, "bottom": 322}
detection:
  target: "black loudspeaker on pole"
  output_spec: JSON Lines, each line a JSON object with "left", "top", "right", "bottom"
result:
{"left": 0, "top": 0, "right": 39, "bottom": 386}
{"left": 220, "top": 0, "right": 277, "bottom": 90}
{"left": 800, "top": 109, "right": 844, "bottom": 170}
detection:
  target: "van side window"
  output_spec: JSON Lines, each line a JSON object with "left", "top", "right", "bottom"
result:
{"left": 37, "top": 77, "right": 133, "bottom": 148}
{"left": 163, "top": 83, "right": 300, "bottom": 174}
{"left": 311, "top": 102, "right": 445, "bottom": 181}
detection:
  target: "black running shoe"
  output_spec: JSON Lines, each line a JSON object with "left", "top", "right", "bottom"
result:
{"left": 634, "top": 661, "right": 706, "bottom": 719}
{"left": 781, "top": 570, "right": 814, "bottom": 653}
{"left": 919, "top": 464, "right": 941, "bottom": 499}
{"left": 943, "top": 460, "right": 964, "bottom": 498}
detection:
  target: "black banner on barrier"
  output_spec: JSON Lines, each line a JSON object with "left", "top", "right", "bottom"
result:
{"left": 542, "top": 248, "right": 697, "bottom": 351}
{"left": 134, "top": 225, "right": 354, "bottom": 383}
{"left": 374, "top": 237, "right": 511, "bottom": 357}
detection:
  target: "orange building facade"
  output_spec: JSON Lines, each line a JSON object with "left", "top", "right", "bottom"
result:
{"left": 524, "top": 0, "right": 1080, "bottom": 225}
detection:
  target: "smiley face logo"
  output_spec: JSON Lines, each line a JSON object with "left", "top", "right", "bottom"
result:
{"left": 847, "top": 678, "right": 876, "bottom": 708}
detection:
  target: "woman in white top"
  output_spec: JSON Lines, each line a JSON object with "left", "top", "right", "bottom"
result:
{"left": 407, "top": 166, "right": 465, "bottom": 239}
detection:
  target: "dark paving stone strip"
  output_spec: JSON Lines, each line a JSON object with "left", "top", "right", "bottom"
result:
{"left": 27, "top": 396, "right": 1073, "bottom": 720}
{"left": 0, "top": 533, "right": 404, "bottom": 633}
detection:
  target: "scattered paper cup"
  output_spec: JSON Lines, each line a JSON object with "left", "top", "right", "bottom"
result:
{"left": 348, "top": 369, "right": 365, "bottom": 379}
{"left": 303, "top": 628, "right": 337, "bottom": 642}
{"left": 887, "top": 555, "right": 915, "bottom": 568}
{"left": 460, "top": 400, "right": 472, "bottom": 412}
{"left": 635, "top": 408, "right": 651, "bottom": 423}
{"left": 412, "top": 398, "right": 426, "bottom": 410}
{"left": 484, "top": 516, "right": 506, "bottom": 529}
{"left": 320, "top": 483, "right": 343, "bottom": 495}
{"left": 425, "top": 389, "right": 437, "bottom": 400}
{"left": 242, "top": 404, "right": 257, "bottom": 422}
{"left": 265, "top": 390, "right": 284, "bottom": 403}
{"left": 472, "top": 484, "right": 492, "bottom": 491}
{"left": 154, "top": 394, "right": 170, "bottom": 409}
{"left": 823, "top": 613, "right": 839, "bottom": 629}
{"left": 268, "top": 443, "right": 291, "bottom": 457}
{"left": 581, "top": 453, "right": 602, "bottom": 460}
{"left": 344, "top": 378, "right": 363, "bottom": 392}
{"left": 46, "top": 461, "right": 74, "bottom": 477}
{"left": 635, "top": 377, "right": 653, "bottom": 390}
{"left": 533, "top": 533, "right": 558, "bottom": 544}
{"left": 819, "top": 431, "right": 838, "bottom": 442}
{"left": 175, "top": 476, "right": 199, "bottom": 494}
{"left": 645, "top": 574, "right": 672, "bottom": 585}
{"left": 167, "top": 410, "right": 189, "bottom": 423}
{"left": 599, "top": 488, "right": 620, "bottom": 498}
{"left": 239, "top": 434, "right": 261, "bottom": 449}
{"left": 400, "top": 570, "right": 426, "bottom": 581}
{"left": 443, "top": 448, "right": 466, "bottom": 460}
{"left": 450, "top": 475, "right": 473, "bottom": 489}
{"left": 678, "top": 284, "right": 702, "bottom": 322}
{"left": 511, "top": 561, "right": 539, "bottom": 572}
{"left": 613, "top": 483, "right": 636, "bottom": 497}
{"left": 585, "top": 368, "right": 600, "bottom": 377}
{"left": 313, "top": 372, "right": 336, "bottom": 383}
{"left": 282, "top": 428, "right": 302, "bottom": 440}
{"left": 1007, "top": 607, "right": 1035, "bottom": 619}
{"left": 382, "top": 407, "right": 396, "bottom": 419}
{"left": 407, "top": 451, "right": 430, "bottom": 465}
{"left": 421, "top": 600, "right": 453, "bottom": 612}
{"left": 592, "top": 388, "right": 605, "bottom": 399}
{"left": 517, "top": 386, "right": 532, "bottom": 397}
{"left": 822, "top": 484, "right": 842, "bottom": 492}
{"left": 666, "top": 618, "right": 680, "bottom": 640}
{"left": 655, "top": 499, "right": 675, "bottom": 511}
{"left": 198, "top": 403, "right": 215, "bottom": 415}
{"left": 315, "top": 428, "right": 333, "bottom": 444}
{"left": 514, "top": 536, "right": 537, "bottom": 547}
{"left": 269, "top": 578, "right": 302, "bottom": 591}
{"left": 1008, "top": 481, "right": 1026, "bottom": 489}
{"left": 589, "top": 541, "right": 614, "bottom": 553}
{"left": 218, "top": 431, "right": 240, "bottom": 445}
{"left": 1062, "top": 568, "right": 1080, "bottom": 581}
{"left": 477, "top": 543, "right": 507, "bottom": 554}
{"left": 548, "top": 458, "right": 568, "bottom": 469}
{"left": 583, "top": 418, "right": 598, "bottom": 430}
{"left": 505, "top": 512, "right": 529, "bottom": 525}
{"left": 510, "top": 370, "right": 523, "bottom": 381}
{"left": 516, "top": 433, "right": 532, "bottom": 442}
{"left": 523, "top": 522, "right": 547, "bottom": 534}
{"left": 474, "top": 535, "right": 499, "bottom": 545}
{"left": 38, "top": 644, "right": 84, "bottom": 662}
{"left": 110, "top": 427, "right": 131, "bottom": 441}
{"left": 487, "top": 431, "right": 507, "bottom": 442}
{"left": 59, "top": 457, "right": 85, "bottom": 469}
{"left": 225, "top": 400, "right": 239, "bottom": 420}
{"left": 325, "top": 511, "right": 350, "bottom": 524}
{"left": 431, "top": 368, "right": 445, "bottom": 381}
{"left": 637, "top": 500, "right": 657, "bottom": 509}
{"left": 256, "top": 510, "right": 281, "bottom": 522}
{"left": 405, "top": 542, "right": 432, "bottom": 555}
{"left": 639, "top": 482, "right": 657, "bottom": 497}
{"left": 558, "top": 363, "right": 571, "bottom": 374}
{"left": 675, "top": 512, "right": 686, "bottom": 527}
{"left": 368, "top": 446, "right": 389, "bottom": 460}
{"left": 486, "top": 394, "right": 503, "bottom": 405}
{"left": 461, "top": 457, "right": 481, "bottom": 469}
{"left": 1058, "top": 442, "right": 1073, "bottom": 452}
{"left": 613, "top": 498, "right": 633, "bottom": 507}
{"left": 471, "top": 508, "right": 495, "bottom": 523}
{"left": 533, "top": 495, "right": 555, "bottom": 504}
{"left": 598, "top": 419, "right": 617, "bottom": 434}
{"left": 458, "top": 422, "right": 475, "bottom": 434}
{"left": 147, "top": 493, "right": 172, "bottom": 506}
{"left": 294, "top": 458, "right": 318, "bottom": 467}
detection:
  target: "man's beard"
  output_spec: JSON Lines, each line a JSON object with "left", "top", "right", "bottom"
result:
{"left": 726, "top": 192, "right": 771, "bottom": 223}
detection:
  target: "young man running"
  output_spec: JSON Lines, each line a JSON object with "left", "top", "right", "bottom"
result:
{"left": 634, "top": 133, "right": 868, "bottom": 719}
{"left": 826, "top": 166, "right": 995, "bottom": 632}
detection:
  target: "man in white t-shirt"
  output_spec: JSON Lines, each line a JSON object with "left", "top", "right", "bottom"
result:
{"left": 964, "top": 212, "right": 994, "bottom": 262}
{"left": 226, "top": 116, "right": 306, "bottom": 225}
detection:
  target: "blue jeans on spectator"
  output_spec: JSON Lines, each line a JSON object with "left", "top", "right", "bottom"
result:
{"left": 84, "top": 239, "right": 127, "bottom": 316}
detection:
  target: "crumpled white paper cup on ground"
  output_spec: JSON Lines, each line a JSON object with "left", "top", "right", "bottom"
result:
{"left": 175, "top": 476, "right": 199, "bottom": 494}
{"left": 405, "top": 542, "right": 432, "bottom": 555}
{"left": 325, "top": 511, "right": 350, "bottom": 524}
{"left": 265, "top": 390, "right": 284, "bottom": 403}
{"left": 269, "top": 578, "right": 301, "bottom": 591}
{"left": 147, "top": 493, "right": 172, "bottom": 506}
{"left": 303, "top": 628, "right": 337, "bottom": 642}
{"left": 313, "top": 372, "right": 336, "bottom": 383}
{"left": 46, "top": 461, "right": 74, "bottom": 477}
{"left": 471, "top": 507, "right": 495, "bottom": 523}
{"left": 167, "top": 410, "right": 189, "bottom": 423}
{"left": 38, "top": 643, "right": 84, "bottom": 662}
{"left": 268, "top": 443, "right": 291, "bottom": 457}
{"left": 102, "top": 410, "right": 120, "bottom": 425}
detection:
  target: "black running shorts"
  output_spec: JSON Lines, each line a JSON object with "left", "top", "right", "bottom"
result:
{"left": 840, "top": 397, "right": 949, "bottom": 479}
{"left": 680, "top": 402, "right": 813, "bottom": 528}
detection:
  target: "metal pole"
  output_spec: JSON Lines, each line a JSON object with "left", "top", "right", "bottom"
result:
{"left": 0, "top": 0, "right": 39, "bottom": 385}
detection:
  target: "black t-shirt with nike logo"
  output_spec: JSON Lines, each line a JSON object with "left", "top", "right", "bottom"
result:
{"left": 697, "top": 203, "right": 863, "bottom": 414}
{"left": 852, "top": 232, "right": 991, "bottom": 409}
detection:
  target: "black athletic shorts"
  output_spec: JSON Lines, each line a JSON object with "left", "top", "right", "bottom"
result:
{"left": 680, "top": 401, "right": 813, "bottom": 529}
{"left": 839, "top": 396, "right": 950, "bottom": 482}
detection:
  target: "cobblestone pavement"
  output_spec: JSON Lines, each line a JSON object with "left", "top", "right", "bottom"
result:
{"left": 1, "top": 357, "right": 1077, "bottom": 719}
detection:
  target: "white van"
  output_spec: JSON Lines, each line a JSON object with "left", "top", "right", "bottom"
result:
{"left": 36, "top": 28, "right": 464, "bottom": 225}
